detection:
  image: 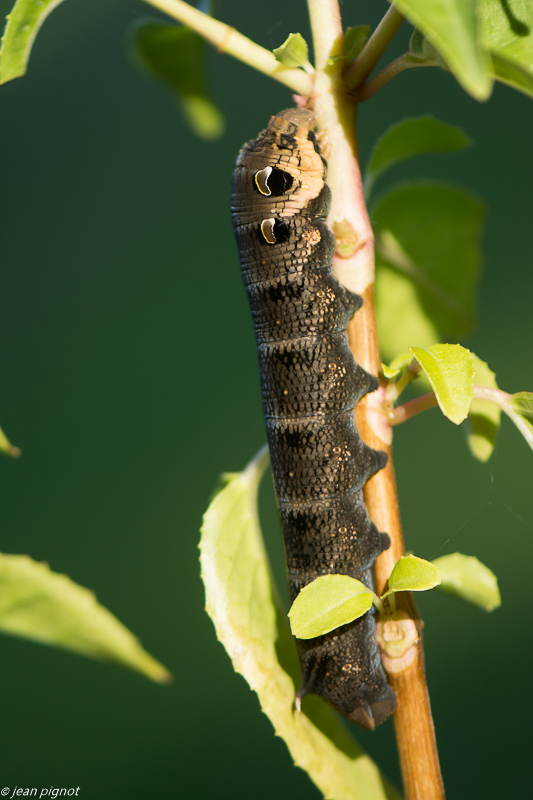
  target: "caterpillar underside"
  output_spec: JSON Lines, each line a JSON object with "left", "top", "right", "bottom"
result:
{"left": 231, "top": 108, "right": 396, "bottom": 730}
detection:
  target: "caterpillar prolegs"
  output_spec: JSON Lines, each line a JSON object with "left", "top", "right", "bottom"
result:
{"left": 231, "top": 109, "right": 396, "bottom": 730}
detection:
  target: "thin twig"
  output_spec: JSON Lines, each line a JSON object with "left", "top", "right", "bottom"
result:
{"left": 141, "top": 0, "right": 313, "bottom": 96}
{"left": 358, "top": 54, "right": 435, "bottom": 101}
{"left": 391, "top": 392, "right": 438, "bottom": 425}
{"left": 344, "top": 5, "right": 404, "bottom": 89}
{"left": 308, "top": 4, "right": 445, "bottom": 794}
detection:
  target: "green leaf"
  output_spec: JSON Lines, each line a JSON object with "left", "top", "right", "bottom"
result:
{"left": 382, "top": 555, "right": 441, "bottom": 599}
{"left": 288, "top": 576, "right": 373, "bottom": 639}
{"left": 130, "top": 22, "right": 224, "bottom": 141}
{"left": 432, "top": 552, "right": 501, "bottom": 611}
{"left": 199, "top": 449, "right": 401, "bottom": 800}
{"left": 465, "top": 354, "right": 501, "bottom": 462}
{"left": 374, "top": 182, "right": 485, "bottom": 362}
{"left": 365, "top": 116, "right": 470, "bottom": 196}
{"left": 509, "top": 391, "right": 533, "bottom": 420}
{"left": 388, "top": 0, "right": 493, "bottom": 100}
{"left": 382, "top": 352, "right": 414, "bottom": 380}
{"left": 410, "top": 343, "right": 474, "bottom": 424}
{"left": 0, "top": 0, "right": 67, "bottom": 84}
{"left": 480, "top": 0, "right": 533, "bottom": 98}
{"left": 273, "top": 33, "right": 311, "bottom": 70}
{"left": 0, "top": 422, "right": 20, "bottom": 458}
{"left": 0, "top": 553, "right": 171, "bottom": 682}
{"left": 506, "top": 391, "right": 533, "bottom": 451}
{"left": 345, "top": 25, "right": 371, "bottom": 60}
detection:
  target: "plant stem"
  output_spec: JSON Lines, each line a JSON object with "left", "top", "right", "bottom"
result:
{"left": 309, "top": 5, "right": 444, "bottom": 797}
{"left": 345, "top": 5, "right": 404, "bottom": 89}
{"left": 141, "top": 0, "right": 313, "bottom": 96}
{"left": 358, "top": 54, "right": 434, "bottom": 101}
{"left": 391, "top": 392, "right": 438, "bottom": 425}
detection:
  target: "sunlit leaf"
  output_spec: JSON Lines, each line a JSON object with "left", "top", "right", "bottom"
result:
{"left": 382, "top": 352, "right": 414, "bottom": 380}
{"left": 382, "top": 555, "right": 441, "bottom": 598}
{"left": 480, "top": 0, "right": 533, "bottom": 98}
{"left": 273, "top": 32, "right": 311, "bottom": 70}
{"left": 374, "top": 182, "right": 485, "bottom": 361}
{"left": 288, "top": 575, "right": 373, "bottom": 639}
{"left": 365, "top": 116, "right": 470, "bottom": 195}
{"left": 0, "top": 0, "right": 67, "bottom": 84}
{"left": 465, "top": 354, "right": 501, "bottom": 461}
{"left": 0, "top": 553, "right": 171, "bottom": 682}
{"left": 410, "top": 343, "right": 474, "bottom": 424}
{"left": 199, "top": 448, "right": 400, "bottom": 800}
{"left": 432, "top": 552, "right": 501, "bottom": 611}
{"left": 389, "top": 0, "right": 493, "bottom": 99}
{"left": 130, "top": 21, "right": 224, "bottom": 140}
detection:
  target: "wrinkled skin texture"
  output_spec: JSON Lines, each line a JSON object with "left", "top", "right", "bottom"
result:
{"left": 231, "top": 109, "right": 395, "bottom": 729}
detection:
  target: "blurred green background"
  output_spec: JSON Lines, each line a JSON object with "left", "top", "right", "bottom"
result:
{"left": 0, "top": 1, "right": 532, "bottom": 797}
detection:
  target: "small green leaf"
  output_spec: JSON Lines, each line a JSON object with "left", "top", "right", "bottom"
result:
{"left": 432, "top": 552, "right": 501, "bottom": 611}
{"left": 465, "top": 354, "right": 501, "bottom": 461}
{"left": 130, "top": 21, "right": 224, "bottom": 140}
{"left": 273, "top": 33, "right": 311, "bottom": 70}
{"left": 288, "top": 576, "right": 373, "bottom": 639}
{"left": 199, "top": 448, "right": 400, "bottom": 800}
{"left": 374, "top": 182, "right": 485, "bottom": 362}
{"left": 0, "top": 422, "right": 20, "bottom": 458}
{"left": 345, "top": 25, "right": 371, "bottom": 60}
{"left": 410, "top": 343, "right": 474, "bottom": 424}
{"left": 0, "top": 0, "right": 67, "bottom": 84}
{"left": 505, "top": 392, "right": 533, "bottom": 451}
{"left": 365, "top": 116, "right": 471, "bottom": 195}
{"left": 0, "top": 553, "right": 171, "bottom": 682}
{"left": 382, "top": 363, "right": 401, "bottom": 380}
{"left": 382, "top": 555, "right": 441, "bottom": 598}
{"left": 382, "top": 352, "right": 414, "bottom": 380}
{"left": 509, "top": 391, "right": 533, "bottom": 420}
{"left": 389, "top": 0, "right": 493, "bottom": 100}
{"left": 409, "top": 28, "right": 442, "bottom": 62}
{"left": 480, "top": 0, "right": 533, "bottom": 98}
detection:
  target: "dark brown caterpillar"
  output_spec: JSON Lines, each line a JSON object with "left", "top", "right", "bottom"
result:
{"left": 231, "top": 109, "right": 395, "bottom": 729}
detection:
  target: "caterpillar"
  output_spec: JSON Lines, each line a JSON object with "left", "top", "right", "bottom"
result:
{"left": 231, "top": 108, "right": 396, "bottom": 730}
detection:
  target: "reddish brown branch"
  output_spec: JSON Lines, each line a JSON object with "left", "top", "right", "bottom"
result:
{"left": 348, "top": 291, "right": 445, "bottom": 800}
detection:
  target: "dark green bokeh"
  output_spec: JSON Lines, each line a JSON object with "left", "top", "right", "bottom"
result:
{"left": 0, "top": 1, "right": 532, "bottom": 797}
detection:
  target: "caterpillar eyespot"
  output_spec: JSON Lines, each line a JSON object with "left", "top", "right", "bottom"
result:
{"left": 231, "top": 108, "right": 396, "bottom": 730}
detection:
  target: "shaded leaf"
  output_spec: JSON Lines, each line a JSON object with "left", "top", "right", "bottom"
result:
{"left": 480, "top": 0, "right": 533, "bottom": 98}
{"left": 345, "top": 25, "right": 371, "bottom": 60}
{"left": 0, "top": 422, "right": 20, "bottom": 457}
{"left": 410, "top": 343, "right": 474, "bottom": 424}
{"left": 288, "top": 575, "right": 373, "bottom": 639}
{"left": 0, "top": 0, "right": 67, "bottom": 84}
{"left": 409, "top": 27, "right": 444, "bottom": 64}
{"left": 432, "top": 552, "right": 501, "bottom": 611}
{"left": 509, "top": 391, "right": 533, "bottom": 420}
{"left": 130, "top": 21, "right": 224, "bottom": 140}
{"left": 382, "top": 555, "right": 441, "bottom": 598}
{"left": 389, "top": 0, "right": 493, "bottom": 99}
{"left": 505, "top": 391, "right": 533, "bottom": 451}
{"left": 199, "top": 449, "right": 401, "bottom": 800}
{"left": 273, "top": 32, "right": 311, "bottom": 70}
{"left": 0, "top": 553, "right": 171, "bottom": 682}
{"left": 365, "top": 116, "right": 470, "bottom": 195}
{"left": 465, "top": 354, "right": 501, "bottom": 461}
{"left": 374, "top": 182, "right": 485, "bottom": 361}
